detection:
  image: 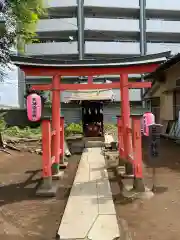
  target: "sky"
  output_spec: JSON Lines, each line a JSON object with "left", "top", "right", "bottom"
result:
{"left": 0, "top": 64, "right": 19, "bottom": 108}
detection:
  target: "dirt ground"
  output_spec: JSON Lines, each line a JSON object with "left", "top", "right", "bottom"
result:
{"left": 0, "top": 150, "right": 80, "bottom": 240}
{"left": 1, "top": 138, "right": 180, "bottom": 240}
{"left": 110, "top": 138, "right": 180, "bottom": 240}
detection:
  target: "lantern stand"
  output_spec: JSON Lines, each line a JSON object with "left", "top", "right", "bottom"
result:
{"left": 148, "top": 124, "right": 162, "bottom": 192}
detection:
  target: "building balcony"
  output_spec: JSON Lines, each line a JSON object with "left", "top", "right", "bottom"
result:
{"left": 44, "top": 0, "right": 139, "bottom": 10}
{"left": 146, "top": 0, "right": 180, "bottom": 11}
{"left": 85, "top": 41, "right": 140, "bottom": 56}
{"left": 26, "top": 41, "right": 140, "bottom": 58}
{"left": 84, "top": 0, "right": 139, "bottom": 9}
{"left": 147, "top": 43, "right": 180, "bottom": 55}
{"left": 25, "top": 41, "right": 179, "bottom": 59}
{"left": 44, "top": 0, "right": 77, "bottom": 17}
{"left": 146, "top": 20, "right": 180, "bottom": 41}
{"left": 36, "top": 18, "right": 77, "bottom": 40}
{"left": 84, "top": 0, "right": 139, "bottom": 18}
{"left": 85, "top": 18, "right": 139, "bottom": 33}
{"left": 146, "top": 0, "right": 180, "bottom": 19}
{"left": 44, "top": 0, "right": 77, "bottom": 9}
{"left": 147, "top": 20, "right": 180, "bottom": 33}
{"left": 37, "top": 18, "right": 77, "bottom": 33}
{"left": 25, "top": 41, "right": 78, "bottom": 57}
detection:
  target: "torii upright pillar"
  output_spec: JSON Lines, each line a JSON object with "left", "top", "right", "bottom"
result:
{"left": 120, "top": 74, "right": 133, "bottom": 175}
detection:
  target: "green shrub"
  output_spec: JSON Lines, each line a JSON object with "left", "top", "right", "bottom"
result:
{"left": 104, "top": 123, "right": 117, "bottom": 132}
{"left": 65, "top": 122, "right": 83, "bottom": 136}
{"left": 0, "top": 118, "right": 41, "bottom": 138}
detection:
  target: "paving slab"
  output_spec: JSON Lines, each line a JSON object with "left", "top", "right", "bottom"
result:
{"left": 97, "top": 179, "right": 116, "bottom": 215}
{"left": 58, "top": 147, "right": 120, "bottom": 240}
{"left": 88, "top": 215, "right": 120, "bottom": 240}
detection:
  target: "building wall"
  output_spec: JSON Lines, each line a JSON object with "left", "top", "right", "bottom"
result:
{"left": 146, "top": 61, "right": 180, "bottom": 122}
{"left": 151, "top": 97, "right": 160, "bottom": 124}
{"left": 161, "top": 63, "right": 180, "bottom": 121}
{"left": 3, "top": 1, "right": 180, "bottom": 108}
{"left": 24, "top": 0, "right": 180, "bottom": 105}
{"left": 160, "top": 92, "right": 174, "bottom": 121}
{"left": 174, "top": 91, "right": 180, "bottom": 119}
{"left": 103, "top": 102, "right": 145, "bottom": 124}
{"left": 25, "top": 0, "right": 180, "bottom": 58}
{"left": 62, "top": 102, "right": 145, "bottom": 125}
{"left": 61, "top": 103, "right": 82, "bottom": 125}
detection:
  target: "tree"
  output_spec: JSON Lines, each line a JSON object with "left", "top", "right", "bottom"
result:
{"left": 24, "top": 85, "right": 48, "bottom": 106}
{"left": 0, "top": 0, "right": 46, "bottom": 65}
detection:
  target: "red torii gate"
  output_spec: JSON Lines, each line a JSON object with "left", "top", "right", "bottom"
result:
{"left": 11, "top": 52, "right": 170, "bottom": 195}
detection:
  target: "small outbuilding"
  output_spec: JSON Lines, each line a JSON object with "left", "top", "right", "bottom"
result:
{"left": 144, "top": 53, "right": 180, "bottom": 139}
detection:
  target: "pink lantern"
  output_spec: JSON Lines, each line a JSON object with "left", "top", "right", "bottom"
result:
{"left": 27, "top": 93, "right": 42, "bottom": 122}
{"left": 142, "top": 112, "right": 155, "bottom": 136}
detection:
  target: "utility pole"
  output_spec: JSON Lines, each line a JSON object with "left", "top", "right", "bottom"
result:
{"left": 77, "top": 0, "right": 84, "bottom": 61}
{"left": 139, "top": 0, "right": 146, "bottom": 108}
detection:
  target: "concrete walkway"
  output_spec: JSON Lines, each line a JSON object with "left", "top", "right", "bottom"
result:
{"left": 58, "top": 147, "right": 120, "bottom": 240}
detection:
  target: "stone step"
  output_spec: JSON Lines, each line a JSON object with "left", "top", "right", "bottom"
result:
{"left": 83, "top": 136, "right": 104, "bottom": 142}
{"left": 84, "top": 141, "right": 104, "bottom": 148}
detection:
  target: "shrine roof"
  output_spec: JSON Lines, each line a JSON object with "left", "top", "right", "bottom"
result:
{"left": 11, "top": 51, "right": 171, "bottom": 69}
{"left": 143, "top": 53, "right": 180, "bottom": 99}
{"left": 144, "top": 52, "right": 180, "bottom": 81}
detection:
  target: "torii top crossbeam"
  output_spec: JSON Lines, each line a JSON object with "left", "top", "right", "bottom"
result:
{"left": 11, "top": 51, "right": 171, "bottom": 76}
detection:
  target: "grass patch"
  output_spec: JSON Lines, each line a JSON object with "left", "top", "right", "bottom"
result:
{"left": 0, "top": 118, "right": 41, "bottom": 139}
{"left": 0, "top": 118, "right": 83, "bottom": 139}
{"left": 65, "top": 122, "right": 83, "bottom": 137}
{"left": 104, "top": 123, "right": 117, "bottom": 132}
{"left": 0, "top": 117, "right": 116, "bottom": 139}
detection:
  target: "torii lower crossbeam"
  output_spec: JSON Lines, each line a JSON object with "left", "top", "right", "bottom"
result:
{"left": 31, "top": 81, "right": 151, "bottom": 91}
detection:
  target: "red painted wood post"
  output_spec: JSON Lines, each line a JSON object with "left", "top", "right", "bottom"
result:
{"left": 117, "top": 116, "right": 121, "bottom": 156}
{"left": 120, "top": 74, "right": 131, "bottom": 157}
{"left": 51, "top": 75, "right": 61, "bottom": 175}
{"left": 132, "top": 116, "right": 145, "bottom": 192}
{"left": 120, "top": 74, "right": 133, "bottom": 174}
{"left": 41, "top": 118, "right": 52, "bottom": 189}
{"left": 117, "top": 116, "right": 125, "bottom": 159}
{"left": 60, "top": 116, "right": 65, "bottom": 162}
{"left": 120, "top": 124, "right": 125, "bottom": 159}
